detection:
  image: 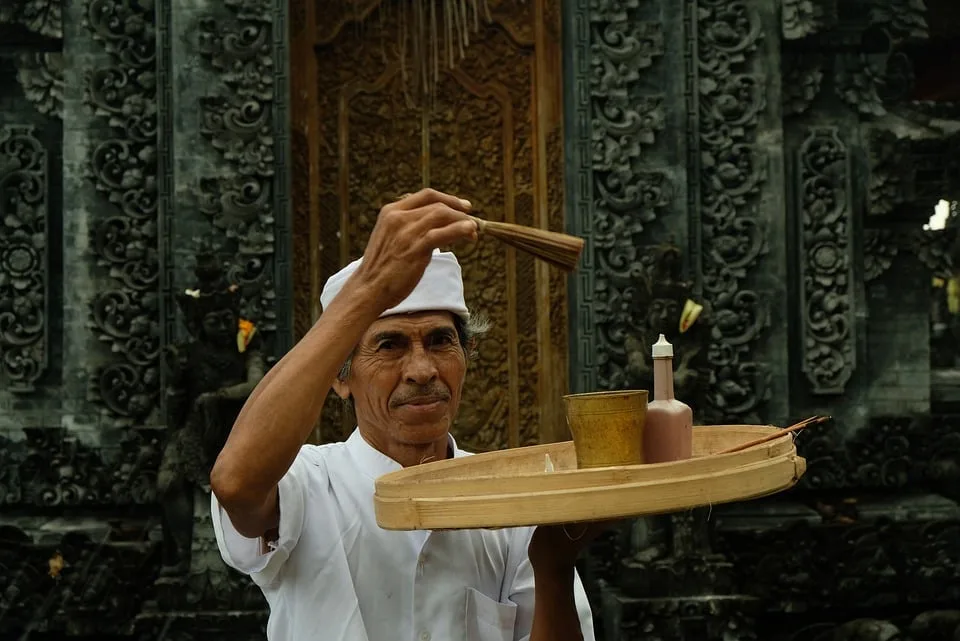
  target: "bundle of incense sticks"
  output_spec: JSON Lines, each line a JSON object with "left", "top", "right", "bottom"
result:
{"left": 716, "top": 415, "right": 831, "bottom": 454}
{"left": 470, "top": 216, "right": 585, "bottom": 272}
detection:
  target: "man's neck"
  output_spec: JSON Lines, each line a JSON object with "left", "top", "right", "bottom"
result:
{"left": 358, "top": 427, "right": 451, "bottom": 468}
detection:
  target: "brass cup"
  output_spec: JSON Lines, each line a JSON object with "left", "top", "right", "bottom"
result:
{"left": 563, "top": 390, "right": 647, "bottom": 469}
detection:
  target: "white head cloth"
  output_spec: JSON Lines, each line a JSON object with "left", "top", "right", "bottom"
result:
{"left": 320, "top": 249, "right": 470, "bottom": 321}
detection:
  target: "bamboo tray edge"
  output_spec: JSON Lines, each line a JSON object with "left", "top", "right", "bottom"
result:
{"left": 374, "top": 425, "right": 807, "bottom": 531}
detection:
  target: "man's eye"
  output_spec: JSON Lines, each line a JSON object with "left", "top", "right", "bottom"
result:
{"left": 377, "top": 341, "right": 395, "bottom": 351}
{"left": 432, "top": 334, "right": 454, "bottom": 346}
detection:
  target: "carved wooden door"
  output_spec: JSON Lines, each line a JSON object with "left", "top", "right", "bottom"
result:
{"left": 290, "top": 0, "right": 568, "bottom": 451}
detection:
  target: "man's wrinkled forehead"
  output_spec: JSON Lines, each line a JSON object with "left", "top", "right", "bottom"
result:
{"left": 361, "top": 310, "right": 457, "bottom": 342}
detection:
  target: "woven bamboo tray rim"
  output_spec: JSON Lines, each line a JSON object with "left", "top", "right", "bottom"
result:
{"left": 376, "top": 425, "right": 793, "bottom": 495}
{"left": 373, "top": 425, "right": 806, "bottom": 531}
{"left": 375, "top": 454, "right": 803, "bottom": 530}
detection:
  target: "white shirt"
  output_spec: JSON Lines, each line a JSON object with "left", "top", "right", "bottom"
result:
{"left": 212, "top": 429, "right": 596, "bottom": 641}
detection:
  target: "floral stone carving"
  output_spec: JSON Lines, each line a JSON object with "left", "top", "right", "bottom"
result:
{"left": 797, "top": 127, "right": 855, "bottom": 394}
{"left": 0, "top": 124, "right": 48, "bottom": 392}
{"left": 197, "top": 0, "right": 284, "bottom": 350}
{"left": 83, "top": 0, "right": 161, "bottom": 427}
{"left": 696, "top": 0, "right": 771, "bottom": 422}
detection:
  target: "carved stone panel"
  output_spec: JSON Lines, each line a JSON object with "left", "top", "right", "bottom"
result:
{"left": 82, "top": 0, "right": 161, "bottom": 427}
{"left": 194, "top": 0, "right": 293, "bottom": 359}
{"left": 797, "top": 127, "right": 855, "bottom": 394}
{"left": 0, "top": 124, "right": 48, "bottom": 393}
{"left": 564, "top": 0, "right": 672, "bottom": 394}
{"left": 568, "top": 0, "right": 790, "bottom": 424}
{"left": 691, "top": 0, "right": 786, "bottom": 424}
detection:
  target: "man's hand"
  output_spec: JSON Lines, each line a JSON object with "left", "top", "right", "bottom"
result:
{"left": 528, "top": 521, "right": 611, "bottom": 575}
{"left": 348, "top": 188, "right": 478, "bottom": 313}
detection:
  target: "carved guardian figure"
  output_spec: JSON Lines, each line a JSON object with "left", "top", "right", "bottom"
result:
{"left": 157, "top": 248, "right": 265, "bottom": 577}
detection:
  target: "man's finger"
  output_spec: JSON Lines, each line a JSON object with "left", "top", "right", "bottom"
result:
{"left": 409, "top": 202, "right": 474, "bottom": 237}
{"left": 420, "top": 220, "right": 478, "bottom": 250}
{"left": 387, "top": 188, "right": 472, "bottom": 214}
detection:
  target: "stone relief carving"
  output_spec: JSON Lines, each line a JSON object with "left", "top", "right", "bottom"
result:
{"left": 611, "top": 596, "right": 757, "bottom": 641}
{"left": 0, "top": 124, "right": 48, "bottom": 392}
{"left": 780, "top": 1, "right": 928, "bottom": 120}
{"left": 15, "top": 53, "right": 64, "bottom": 119}
{"left": 0, "top": 524, "right": 159, "bottom": 635}
{"left": 794, "top": 414, "right": 960, "bottom": 492}
{"left": 603, "top": 244, "right": 711, "bottom": 409}
{"left": 197, "top": 0, "right": 287, "bottom": 352}
{"left": 834, "top": 50, "right": 896, "bottom": 117}
{"left": 0, "top": 0, "right": 62, "bottom": 38}
{"left": 781, "top": 0, "right": 826, "bottom": 40}
{"left": 863, "top": 228, "right": 899, "bottom": 282}
{"left": 82, "top": 0, "right": 161, "bottom": 427}
{"left": 863, "top": 227, "right": 957, "bottom": 284}
{"left": 798, "top": 127, "right": 855, "bottom": 394}
{"left": 578, "top": 0, "right": 671, "bottom": 393}
{"left": 717, "top": 495, "right": 960, "bottom": 609}
{"left": 695, "top": 0, "right": 770, "bottom": 423}
{"left": 3, "top": 1, "right": 64, "bottom": 118}
{"left": 144, "top": 0, "right": 287, "bottom": 614}
{"left": 157, "top": 247, "right": 264, "bottom": 579}
{"left": 782, "top": 53, "right": 825, "bottom": 117}
{"left": 0, "top": 427, "right": 160, "bottom": 506}
{"left": 867, "top": 129, "right": 913, "bottom": 216}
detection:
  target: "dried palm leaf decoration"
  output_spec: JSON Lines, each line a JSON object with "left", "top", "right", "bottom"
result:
{"left": 380, "top": 0, "right": 495, "bottom": 102}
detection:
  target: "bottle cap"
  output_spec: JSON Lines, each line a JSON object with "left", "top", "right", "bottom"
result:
{"left": 652, "top": 333, "right": 673, "bottom": 358}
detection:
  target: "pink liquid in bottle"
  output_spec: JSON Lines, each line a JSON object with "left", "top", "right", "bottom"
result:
{"left": 643, "top": 334, "right": 693, "bottom": 463}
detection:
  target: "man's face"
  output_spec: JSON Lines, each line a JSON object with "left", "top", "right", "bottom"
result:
{"left": 339, "top": 311, "right": 467, "bottom": 447}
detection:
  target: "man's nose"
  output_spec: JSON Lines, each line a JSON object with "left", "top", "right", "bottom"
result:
{"left": 403, "top": 347, "right": 439, "bottom": 384}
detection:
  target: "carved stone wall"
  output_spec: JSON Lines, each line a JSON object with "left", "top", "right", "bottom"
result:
{"left": 0, "top": 0, "right": 290, "bottom": 636}
{"left": 3, "top": 0, "right": 960, "bottom": 638}
{"left": 566, "top": 0, "right": 789, "bottom": 427}
{"left": 566, "top": 0, "right": 960, "bottom": 639}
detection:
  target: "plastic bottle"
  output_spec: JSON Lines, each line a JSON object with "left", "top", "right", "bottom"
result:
{"left": 643, "top": 334, "right": 693, "bottom": 463}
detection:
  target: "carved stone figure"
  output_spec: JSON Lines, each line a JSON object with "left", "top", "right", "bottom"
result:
{"left": 616, "top": 244, "right": 711, "bottom": 412}
{"left": 157, "top": 248, "right": 265, "bottom": 577}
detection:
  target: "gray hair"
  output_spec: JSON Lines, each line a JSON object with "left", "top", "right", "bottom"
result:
{"left": 337, "top": 312, "right": 490, "bottom": 383}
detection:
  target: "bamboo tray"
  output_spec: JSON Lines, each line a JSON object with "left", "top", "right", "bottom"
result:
{"left": 374, "top": 425, "right": 806, "bottom": 530}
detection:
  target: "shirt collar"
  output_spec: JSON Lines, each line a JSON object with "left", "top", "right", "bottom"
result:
{"left": 345, "top": 427, "right": 465, "bottom": 479}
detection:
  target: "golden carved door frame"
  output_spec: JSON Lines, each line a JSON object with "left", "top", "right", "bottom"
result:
{"left": 290, "top": 0, "right": 568, "bottom": 450}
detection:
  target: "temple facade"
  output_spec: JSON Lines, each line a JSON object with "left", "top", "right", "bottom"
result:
{"left": 1, "top": 0, "right": 959, "bottom": 638}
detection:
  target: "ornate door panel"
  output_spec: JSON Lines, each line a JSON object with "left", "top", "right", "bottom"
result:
{"left": 291, "top": 0, "right": 568, "bottom": 451}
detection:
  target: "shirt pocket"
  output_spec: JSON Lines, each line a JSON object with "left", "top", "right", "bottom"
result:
{"left": 465, "top": 587, "right": 518, "bottom": 641}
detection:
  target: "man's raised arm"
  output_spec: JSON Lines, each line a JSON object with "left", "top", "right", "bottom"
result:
{"left": 209, "top": 189, "right": 477, "bottom": 539}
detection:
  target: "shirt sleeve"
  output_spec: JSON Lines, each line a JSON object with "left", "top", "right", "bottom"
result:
{"left": 505, "top": 530, "right": 596, "bottom": 641}
{"left": 210, "top": 445, "right": 323, "bottom": 589}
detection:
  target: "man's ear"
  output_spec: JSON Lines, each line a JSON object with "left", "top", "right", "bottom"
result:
{"left": 332, "top": 377, "right": 351, "bottom": 400}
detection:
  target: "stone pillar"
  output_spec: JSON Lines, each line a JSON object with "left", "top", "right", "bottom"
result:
{"left": 166, "top": 0, "right": 293, "bottom": 359}
{"left": 565, "top": 0, "right": 789, "bottom": 638}
{"left": 566, "top": 0, "right": 789, "bottom": 425}
{"left": 61, "top": 0, "right": 116, "bottom": 431}
{"left": 147, "top": 0, "right": 291, "bottom": 626}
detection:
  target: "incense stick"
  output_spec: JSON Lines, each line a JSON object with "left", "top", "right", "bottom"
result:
{"left": 716, "top": 415, "right": 830, "bottom": 455}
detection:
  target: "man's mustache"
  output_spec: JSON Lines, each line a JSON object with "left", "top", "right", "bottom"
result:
{"left": 390, "top": 385, "right": 451, "bottom": 408}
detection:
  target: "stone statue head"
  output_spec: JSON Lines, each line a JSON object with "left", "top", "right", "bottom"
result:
{"left": 176, "top": 248, "right": 242, "bottom": 348}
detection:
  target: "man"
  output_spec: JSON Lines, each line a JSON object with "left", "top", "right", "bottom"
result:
{"left": 210, "top": 189, "right": 599, "bottom": 640}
